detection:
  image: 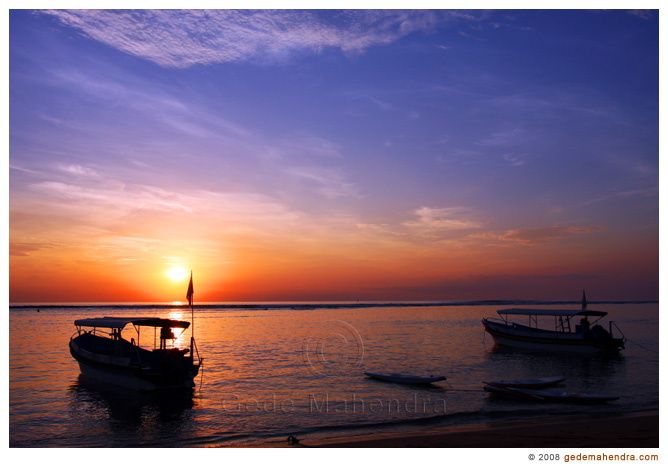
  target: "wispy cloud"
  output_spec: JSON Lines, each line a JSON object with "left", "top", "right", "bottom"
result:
{"left": 477, "top": 127, "right": 528, "bottom": 147}
{"left": 484, "top": 88, "right": 623, "bottom": 125}
{"left": 627, "top": 10, "right": 654, "bottom": 20}
{"left": 404, "top": 207, "right": 482, "bottom": 234}
{"left": 285, "top": 166, "right": 359, "bottom": 199}
{"left": 56, "top": 164, "right": 100, "bottom": 178}
{"left": 9, "top": 241, "right": 59, "bottom": 257}
{"left": 579, "top": 186, "right": 659, "bottom": 207}
{"left": 502, "top": 153, "right": 525, "bottom": 166}
{"left": 40, "top": 10, "right": 450, "bottom": 68}
{"left": 29, "top": 181, "right": 196, "bottom": 214}
{"left": 457, "top": 30, "right": 486, "bottom": 42}
{"left": 273, "top": 133, "right": 345, "bottom": 160}
{"left": 43, "top": 64, "right": 252, "bottom": 140}
{"left": 471, "top": 225, "right": 606, "bottom": 245}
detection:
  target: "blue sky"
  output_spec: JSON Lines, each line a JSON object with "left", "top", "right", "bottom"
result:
{"left": 8, "top": 9, "right": 659, "bottom": 301}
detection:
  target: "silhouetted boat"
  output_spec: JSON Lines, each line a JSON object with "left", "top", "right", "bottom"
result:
{"left": 69, "top": 316, "right": 202, "bottom": 391}
{"left": 484, "top": 376, "right": 566, "bottom": 389}
{"left": 482, "top": 292, "right": 625, "bottom": 353}
{"left": 364, "top": 371, "right": 446, "bottom": 384}
{"left": 483, "top": 384, "right": 619, "bottom": 403}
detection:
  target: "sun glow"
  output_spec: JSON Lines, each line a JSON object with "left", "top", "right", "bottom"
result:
{"left": 167, "top": 267, "right": 188, "bottom": 281}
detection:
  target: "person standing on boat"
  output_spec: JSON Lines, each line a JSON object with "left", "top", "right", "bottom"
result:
{"left": 580, "top": 316, "right": 593, "bottom": 339}
{"left": 160, "top": 326, "right": 175, "bottom": 349}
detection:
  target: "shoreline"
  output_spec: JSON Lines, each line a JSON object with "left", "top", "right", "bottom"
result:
{"left": 299, "top": 410, "right": 659, "bottom": 448}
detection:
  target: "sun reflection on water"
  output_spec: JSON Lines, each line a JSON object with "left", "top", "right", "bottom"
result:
{"left": 168, "top": 308, "right": 189, "bottom": 349}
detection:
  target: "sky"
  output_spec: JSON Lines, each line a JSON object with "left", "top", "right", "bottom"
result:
{"left": 8, "top": 8, "right": 659, "bottom": 303}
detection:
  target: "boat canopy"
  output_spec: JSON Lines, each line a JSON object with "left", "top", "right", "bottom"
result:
{"left": 74, "top": 316, "right": 191, "bottom": 330}
{"left": 497, "top": 308, "right": 608, "bottom": 317}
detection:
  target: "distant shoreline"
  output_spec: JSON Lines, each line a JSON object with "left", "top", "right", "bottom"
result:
{"left": 8, "top": 300, "right": 660, "bottom": 310}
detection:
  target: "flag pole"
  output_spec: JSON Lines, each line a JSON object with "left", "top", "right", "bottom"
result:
{"left": 187, "top": 271, "right": 194, "bottom": 356}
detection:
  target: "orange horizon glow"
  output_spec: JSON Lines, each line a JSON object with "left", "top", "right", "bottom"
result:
{"left": 8, "top": 221, "right": 658, "bottom": 303}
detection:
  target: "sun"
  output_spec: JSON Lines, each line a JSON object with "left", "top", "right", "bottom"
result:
{"left": 167, "top": 267, "right": 188, "bottom": 281}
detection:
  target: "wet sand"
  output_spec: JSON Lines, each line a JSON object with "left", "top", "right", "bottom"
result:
{"left": 304, "top": 411, "right": 658, "bottom": 448}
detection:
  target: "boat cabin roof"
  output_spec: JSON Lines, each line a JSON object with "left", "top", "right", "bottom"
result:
{"left": 74, "top": 316, "right": 191, "bottom": 330}
{"left": 497, "top": 308, "right": 608, "bottom": 317}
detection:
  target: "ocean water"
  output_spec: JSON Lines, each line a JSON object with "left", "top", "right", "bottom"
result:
{"left": 9, "top": 301, "right": 659, "bottom": 447}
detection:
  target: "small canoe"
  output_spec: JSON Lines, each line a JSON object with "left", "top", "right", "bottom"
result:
{"left": 484, "top": 385, "right": 619, "bottom": 403}
{"left": 483, "top": 376, "right": 566, "bottom": 389}
{"left": 364, "top": 371, "right": 446, "bottom": 385}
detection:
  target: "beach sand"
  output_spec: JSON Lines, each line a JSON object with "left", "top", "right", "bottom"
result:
{"left": 304, "top": 411, "right": 658, "bottom": 448}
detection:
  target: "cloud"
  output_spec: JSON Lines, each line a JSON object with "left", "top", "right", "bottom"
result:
{"left": 29, "top": 181, "right": 195, "bottom": 214}
{"left": 276, "top": 133, "right": 344, "bottom": 160}
{"left": 477, "top": 127, "right": 528, "bottom": 147}
{"left": 627, "top": 10, "right": 654, "bottom": 20}
{"left": 404, "top": 207, "right": 482, "bottom": 231}
{"left": 578, "top": 186, "right": 659, "bottom": 207}
{"left": 285, "top": 166, "right": 359, "bottom": 199}
{"left": 57, "top": 164, "right": 100, "bottom": 178}
{"left": 40, "top": 10, "right": 448, "bottom": 68}
{"left": 502, "top": 154, "right": 524, "bottom": 166}
{"left": 457, "top": 30, "right": 486, "bottom": 42}
{"left": 11, "top": 174, "right": 313, "bottom": 262}
{"left": 26, "top": 179, "right": 318, "bottom": 232}
{"left": 484, "top": 88, "right": 621, "bottom": 125}
{"left": 472, "top": 225, "right": 606, "bottom": 245}
{"left": 43, "top": 64, "right": 252, "bottom": 140}
{"left": 9, "top": 242, "right": 59, "bottom": 257}
{"left": 250, "top": 132, "right": 360, "bottom": 199}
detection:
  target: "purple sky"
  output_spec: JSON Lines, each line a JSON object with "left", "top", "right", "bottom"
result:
{"left": 8, "top": 9, "right": 659, "bottom": 302}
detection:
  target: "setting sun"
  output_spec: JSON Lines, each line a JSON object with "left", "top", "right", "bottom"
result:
{"left": 167, "top": 267, "right": 188, "bottom": 281}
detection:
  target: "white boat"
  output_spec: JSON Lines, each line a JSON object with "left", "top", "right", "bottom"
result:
{"left": 484, "top": 376, "right": 566, "bottom": 389}
{"left": 484, "top": 384, "right": 619, "bottom": 403}
{"left": 364, "top": 371, "right": 446, "bottom": 384}
{"left": 70, "top": 316, "right": 202, "bottom": 391}
{"left": 482, "top": 293, "right": 625, "bottom": 353}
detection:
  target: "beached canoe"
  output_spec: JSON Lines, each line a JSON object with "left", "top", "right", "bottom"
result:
{"left": 483, "top": 376, "right": 566, "bottom": 389}
{"left": 364, "top": 371, "right": 446, "bottom": 384}
{"left": 484, "top": 384, "right": 619, "bottom": 403}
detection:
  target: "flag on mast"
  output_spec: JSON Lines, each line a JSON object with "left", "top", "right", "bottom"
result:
{"left": 186, "top": 271, "right": 194, "bottom": 306}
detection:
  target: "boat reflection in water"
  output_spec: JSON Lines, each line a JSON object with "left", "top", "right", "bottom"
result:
{"left": 68, "top": 375, "right": 196, "bottom": 446}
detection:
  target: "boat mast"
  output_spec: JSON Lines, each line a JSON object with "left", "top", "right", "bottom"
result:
{"left": 187, "top": 271, "right": 194, "bottom": 352}
{"left": 582, "top": 290, "right": 587, "bottom": 310}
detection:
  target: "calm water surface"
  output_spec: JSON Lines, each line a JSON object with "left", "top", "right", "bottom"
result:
{"left": 9, "top": 302, "right": 659, "bottom": 447}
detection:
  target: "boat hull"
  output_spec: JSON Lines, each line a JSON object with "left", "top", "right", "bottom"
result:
{"left": 484, "top": 385, "right": 619, "bottom": 403}
{"left": 364, "top": 371, "right": 446, "bottom": 384}
{"left": 484, "top": 376, "right": 566, "bottom": 389}
{"left": 482, "top": 318, "right": 624, "bottom": 353}
{"left": 70, "top": 339, "right": 198, "bottom": 391}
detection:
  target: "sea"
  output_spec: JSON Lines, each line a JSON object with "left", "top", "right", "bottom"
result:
{"left": 8, "top": 301, "right": 659, "bottom": 447}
